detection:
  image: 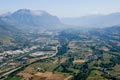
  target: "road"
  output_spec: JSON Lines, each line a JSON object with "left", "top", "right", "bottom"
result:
{"left": 0, "top": 45, "right": 58, "bottom": 79}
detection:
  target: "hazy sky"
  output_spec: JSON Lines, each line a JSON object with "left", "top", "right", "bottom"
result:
{"left": 0, "top": 0, "right": 120, "bottom": 18}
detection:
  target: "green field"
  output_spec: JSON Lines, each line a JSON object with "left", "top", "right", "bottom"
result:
{"left": 30, "top": 61, "right": 58, "bottom": 72}
{"left": 102, "top": 53, "right": 112, "bottom": 64}
{"left": 87, "top": 70, "right": 106, "bottom": 80}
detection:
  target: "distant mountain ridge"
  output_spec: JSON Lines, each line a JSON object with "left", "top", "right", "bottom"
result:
{"left": 62, "top": 12, "right": 120, "bottom": 28}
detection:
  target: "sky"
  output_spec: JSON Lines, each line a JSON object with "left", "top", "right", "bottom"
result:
{"left": 0, "top": 0, "right": 120, "bottom": 18}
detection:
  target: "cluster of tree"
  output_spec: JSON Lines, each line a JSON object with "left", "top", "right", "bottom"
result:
{"left": 74, "top": 62, "right": 89, "bottom": 80}
{"left": 53, "top": 57, "right": 74, "bottom": 73}
{"left": 57, "top": 44, "right": 68, "bottom": 55}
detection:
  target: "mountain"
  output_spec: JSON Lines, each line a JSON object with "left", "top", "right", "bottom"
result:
{"left": 0, "top": 12, "right": 11, "bottom": 17}
{"left": 62, "top": 12, "right": 120, "bottom": 28}
{"left": 0, "top": 9, "right": 64, "bottom": 44}
{"left": 0, "top": 9, "right": 63, "bottom": 31}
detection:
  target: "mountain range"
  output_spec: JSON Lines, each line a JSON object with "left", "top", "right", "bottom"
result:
{"left": 62, "top": 12, "right": 120, "bottom": 28}
{"left": 1, "top": 9, "right": 120, "bottom": 32}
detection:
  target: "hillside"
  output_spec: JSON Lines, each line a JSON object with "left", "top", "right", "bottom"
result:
{"left": 0, "top": 19, "right": 20, "bottom": 44}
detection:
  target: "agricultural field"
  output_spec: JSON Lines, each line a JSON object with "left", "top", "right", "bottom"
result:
{"left": 87, "top": 70, "right": 106, "bottom": 80}
{"left": 1, "top": 27, "right": 120, "bottom": 80}
{"left": 14, "top": 56, "right": 72, "bottom": 80}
